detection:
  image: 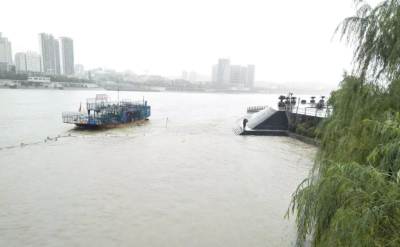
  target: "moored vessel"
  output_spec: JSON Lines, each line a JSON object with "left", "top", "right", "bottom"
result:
{"left": 62, "top": 94, "right": 151, "bottom": 128}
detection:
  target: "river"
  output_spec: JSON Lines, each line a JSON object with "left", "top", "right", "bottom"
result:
{"left": 0, "top": 90, "right": 316, "bottom": 247}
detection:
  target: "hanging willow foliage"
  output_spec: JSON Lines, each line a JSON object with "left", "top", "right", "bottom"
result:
{"left": 288, "top": 1, "right": 400, "bottom": 246}
{"left": 288, "top": 76, "right": 400, "bottom": 246}
{"left": 335, "top": 0, "right": 400, "bottom": 81}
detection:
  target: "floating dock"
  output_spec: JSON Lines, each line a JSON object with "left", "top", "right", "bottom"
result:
{"left": 233, "top": 107, "right": 288, "bottom": 136}
{"left": 234, "top": 95, "right": 331, "bottom": 136}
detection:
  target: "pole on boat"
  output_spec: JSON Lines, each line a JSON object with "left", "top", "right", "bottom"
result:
{"left": 289, "top": 92, "right": 293, "bottom": 124}
{"left": 296, "top": 97, "right": 300, "bottom": 123}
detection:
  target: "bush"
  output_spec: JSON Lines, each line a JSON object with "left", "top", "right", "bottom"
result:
{"left": 288, "top": 123, "right": 297, "bottom": 133}
{"left": 294, "top": 122, "right": 317, "bottom": 139}
{"left": 306, "top": 126, "right": 316, "bottom": 138}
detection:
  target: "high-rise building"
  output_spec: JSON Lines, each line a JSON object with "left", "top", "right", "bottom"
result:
{"left": 59, "top": 37, "right": 74, "bottom": 75}
{"left": 246, "top": 65, "right": 255, "bottom": 88}
{"left": 0, "top": 32, "right": 13, "bottom": 66}
{"left": 54, "top": 40, "right": 61, "bottom": 75}
{"left": 215, "top": 59, "right": 230, "bottom": 87}
{"left": 241, "top": 66, "right": 248, "bottom": 85}
{"left": 182, "top": 70, "right": 189, "bottom": 81}
{"left": 14, "top": 53, "right": 24, "bottom": 72}
{"left": 38, "top": 33, "right": 61, "bottom": 75}
{"left": 75, "top": 64, "right": 85, "bottom": 77}
{"left": 230, "top": 65, "right": 247, "bottom": 86}
{"left": 230, "top": 65, "right": 241, "bottom": 84}
{"left": 15, "top": 52, "right": 42, "bottom": 72}
{"left": 211, "top": 59, "right": 230, "bottom": 87}
{"left": 189, "top": 71, "right": 197, "bottom": 82}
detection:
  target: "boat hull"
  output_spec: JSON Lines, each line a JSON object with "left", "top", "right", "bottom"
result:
{"left": 74, "top": 119, "right": 147, "bottom": 129}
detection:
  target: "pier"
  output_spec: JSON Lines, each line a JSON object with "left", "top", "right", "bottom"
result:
{"left": 234, "top": 94, "right": 330, "bottom": 139}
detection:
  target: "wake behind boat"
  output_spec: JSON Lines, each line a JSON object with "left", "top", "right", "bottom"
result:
{"left": 62, "top": 94, "right": 151, "bottom": 129}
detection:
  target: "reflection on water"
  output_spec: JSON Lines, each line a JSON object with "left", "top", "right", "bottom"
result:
{"left": 0, "top": 90, "right": 316, "bottom": 247}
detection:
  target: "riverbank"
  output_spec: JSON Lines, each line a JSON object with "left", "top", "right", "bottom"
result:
{"left": 0, "top": 85, "right": 105, "bottom": 90}
{"left": 0, "top": 86, "right": 268, "bottom": 94}
{"left": 288, "top": 132, "right": 319, "bottom": 146}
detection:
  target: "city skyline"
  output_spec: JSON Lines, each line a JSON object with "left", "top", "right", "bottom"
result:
{"left": 3, "top": 30, "right": 258, "bottom": 84}
{"left": 0, "top": 28, "right": 350, "bottom": 85}
{"left": 0, "top": 0, "right": 384, "bottom": 84}
{"left": 212, "top": 59, "right": 255, "bottom": 88}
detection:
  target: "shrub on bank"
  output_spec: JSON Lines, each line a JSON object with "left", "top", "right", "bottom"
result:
{"left": 288, "top": 123, "right": 297, "bottom": 133}
{"left": 291, "top": 122, "right": 318, "bottom": 139}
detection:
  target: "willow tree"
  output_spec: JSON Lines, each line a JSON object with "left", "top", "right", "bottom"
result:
{"left": 288, "top": 1, "right": 400, "bottom": 246}
{"left": 336, "top": 0, "right": 400, "bottom": 81}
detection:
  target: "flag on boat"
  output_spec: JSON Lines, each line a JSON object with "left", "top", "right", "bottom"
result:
{"left": 78, "top": 102, "right": 81, "bottom": 112}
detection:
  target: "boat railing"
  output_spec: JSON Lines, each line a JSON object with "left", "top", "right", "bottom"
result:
{"left": 62, "top": 112, "right": 89, "bottom": 124}
{"left": 120, "top": 101, "right": 143, "bottom": 106}
{"left": 287, "top": 105, "right": 333, "bottom": 118}
{"left": 63, "top": 112, "right": 110, "bottom": 125}
{"left": 86, "top": 101, "right": 144, "bottom": 111}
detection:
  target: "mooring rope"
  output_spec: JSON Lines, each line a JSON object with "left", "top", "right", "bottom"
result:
{"left": 0, "top": 131, "right": 155, "bottom": 151}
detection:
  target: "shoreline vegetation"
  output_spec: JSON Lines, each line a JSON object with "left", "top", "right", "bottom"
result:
{"left": 287, "top": 0, "right": 400, "bottom": 246}
{"left": 0, "top": 70, "right": 93, "bottom": 84}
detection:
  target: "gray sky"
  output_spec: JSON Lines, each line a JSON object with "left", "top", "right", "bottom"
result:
{"left": 2, "top": 0, "right": 382, "bottom": 84}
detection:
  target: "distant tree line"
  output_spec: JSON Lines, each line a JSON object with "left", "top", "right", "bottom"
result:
{"left": 0, "top": 71, "right": 28, "bottom": 80}
{"left": 0, "top": 70, "right": 94, "bottom": 83}
{"left": 127, "top": 80, "right": 211, "bottom": 88}
{"left": 46, "top": 74, "right": 93, "bottom": 83}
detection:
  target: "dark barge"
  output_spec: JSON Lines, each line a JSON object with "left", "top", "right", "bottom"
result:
{"left": 62, "top": 94, "right": 151, "bottom": 129}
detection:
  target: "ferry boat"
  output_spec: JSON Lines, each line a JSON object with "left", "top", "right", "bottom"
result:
{"left": 62, "top": 94, "right": 151, "bottom": 128}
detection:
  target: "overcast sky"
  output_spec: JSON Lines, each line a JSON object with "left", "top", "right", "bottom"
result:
{"left": 1, "top": 0, "right": 382, "bottom": 84}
